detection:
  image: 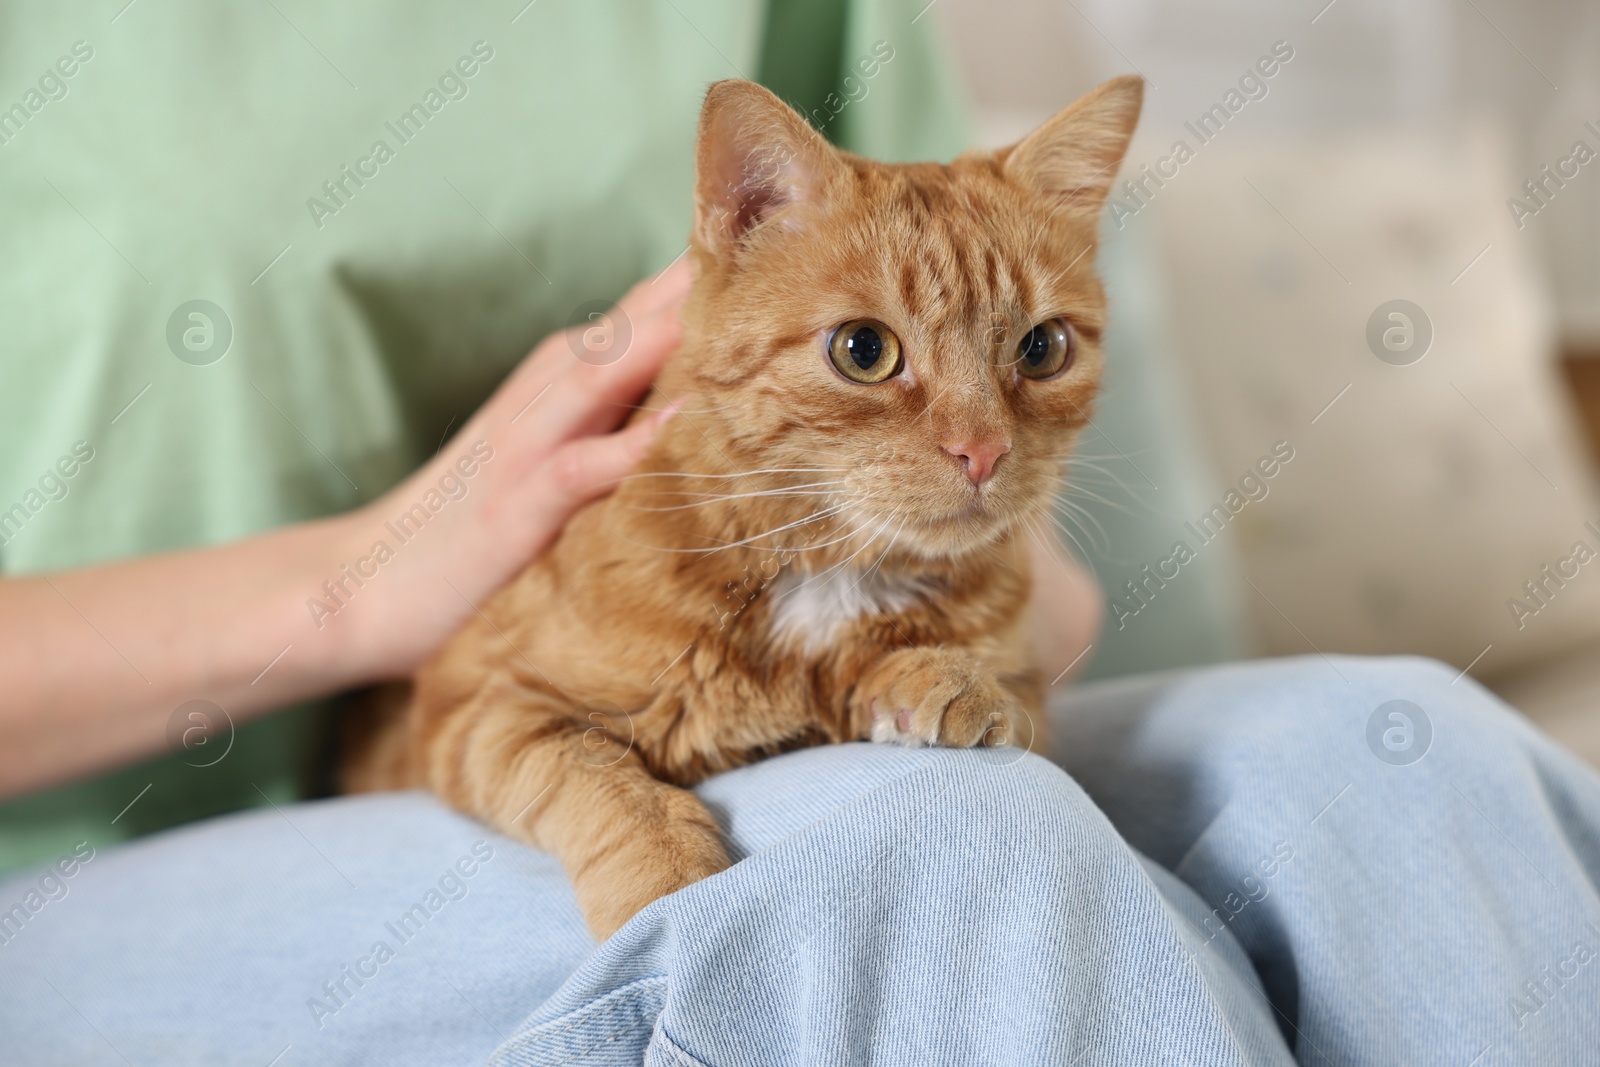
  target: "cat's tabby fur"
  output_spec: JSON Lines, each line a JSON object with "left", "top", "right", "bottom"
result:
{"left": 346, "top": 76, "right": 1143, "bottom": 938}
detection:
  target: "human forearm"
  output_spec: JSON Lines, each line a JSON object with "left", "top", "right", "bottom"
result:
{"left": 1028, "top": 533, "right": 1103, "bottom": 688}
{"left": 0, "top": 514, "right": 368, "bottom": 797}
{"left": 0, "top": 264, "right": 692, "bottom": 799}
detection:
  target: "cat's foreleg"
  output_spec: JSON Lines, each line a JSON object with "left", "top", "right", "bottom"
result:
{"left": 418, "top": 675, "right": 729, "bottom": 939}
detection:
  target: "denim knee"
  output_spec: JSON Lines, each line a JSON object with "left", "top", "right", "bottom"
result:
{"left": 1221, "top": 653, "right": 1536, "bottom": 782}
{"left": 1053, "top": 654, "right": 1564, "bottom": 869}
{"left": 701, "top": 740, "right": 1128, "bottom": 871}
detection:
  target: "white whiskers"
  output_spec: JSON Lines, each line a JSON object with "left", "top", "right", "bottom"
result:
{"left": 628, "top": 480, "right": 847, "bottom": 512}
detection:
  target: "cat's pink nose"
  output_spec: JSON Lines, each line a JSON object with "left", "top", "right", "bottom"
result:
{"left": 941, "top": 439, "right": 1010, "bottom": 486}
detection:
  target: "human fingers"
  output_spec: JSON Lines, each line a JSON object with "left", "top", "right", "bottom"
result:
{"left": 621, "top": 256, "right": 694, "bottom": 318}
{"left": 467, "top": 269, "right": 690, "bottom": 439}
{"left": 521, "top": 399, "right": 684, "bottom": 534}
{"left": 505, "top": 293, "right": 687, "bottom": 451}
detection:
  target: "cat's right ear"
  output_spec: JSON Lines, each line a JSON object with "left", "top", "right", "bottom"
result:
{"left": 694, "top": 80, "right": 845, "bottom": 257}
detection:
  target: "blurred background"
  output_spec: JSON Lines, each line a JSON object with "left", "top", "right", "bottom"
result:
{"left": 932, "top": 0, "right": 1600, "bottom": 764}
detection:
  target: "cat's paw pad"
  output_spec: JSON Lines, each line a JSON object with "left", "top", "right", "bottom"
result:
{"left": 861, "top": 648, "right": 1018, "bottom": 749}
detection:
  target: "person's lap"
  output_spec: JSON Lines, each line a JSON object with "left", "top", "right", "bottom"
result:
{"left": 1050, "top": 655, "right": 1600, "bottom": 1065}
{"left": 2, "top": 655, "right": 1597, "bottom": 1066}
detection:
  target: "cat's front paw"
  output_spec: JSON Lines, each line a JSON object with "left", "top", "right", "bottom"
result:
{"left": 570, "top": 789, "right": 730, "bottom": 941}
{"left": 855, "top": 647, "right": 1018, "bottom": 748}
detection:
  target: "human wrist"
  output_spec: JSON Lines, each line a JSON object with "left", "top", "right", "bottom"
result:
{"left": 285, "top": 503, "right": 406, "bottom": 687}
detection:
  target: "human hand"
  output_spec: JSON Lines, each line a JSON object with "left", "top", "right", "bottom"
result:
{"left": 320, "top": 261, "right": 693, "bottom": 680}
{"left": 0, "top": 262, "right": 692, "bottom": 793}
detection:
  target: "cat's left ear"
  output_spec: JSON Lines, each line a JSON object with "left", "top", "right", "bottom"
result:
{"left": 694, "top": 80, "right": 847, "bottom": 257}
{"left": 1002, "top": 75, "right": 1144, "bottom": 218}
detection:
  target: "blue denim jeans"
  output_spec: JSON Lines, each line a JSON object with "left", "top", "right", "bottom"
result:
{"left": 2, "top": 656, "right": 1597, "bottom": 1065}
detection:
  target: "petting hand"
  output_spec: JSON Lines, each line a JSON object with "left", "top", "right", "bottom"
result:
{"left": 321, "top": 261, "right": 693, "bottom": 681}
{"left": 0, "top": 262, "right": 692, "bottom": 795}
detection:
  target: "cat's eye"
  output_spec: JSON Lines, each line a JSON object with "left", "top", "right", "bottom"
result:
{"left": 828, "top": 320, "right": 903, "bottom": 384}
{"left": 1016, "top": 318, "right": 1074, "bottom": 380}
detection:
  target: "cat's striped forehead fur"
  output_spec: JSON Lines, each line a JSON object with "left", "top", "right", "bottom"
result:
{"left": 654, "top": 77, "right": 1143, "bottom": 562}
{"left": 827, "top": 157, "right": 1110, "bottom": 343}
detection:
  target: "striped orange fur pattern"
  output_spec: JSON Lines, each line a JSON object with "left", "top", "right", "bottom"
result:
{"left": 345, "top": 76, "right": 1144, "bottom": 939}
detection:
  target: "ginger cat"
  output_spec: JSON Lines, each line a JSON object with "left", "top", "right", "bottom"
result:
{"left": 346, "top": 76, "right": 1143, "bottom": 939}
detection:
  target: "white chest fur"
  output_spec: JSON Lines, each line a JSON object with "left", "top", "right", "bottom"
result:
{"left": 766, "top": 568, "right": 930, "bottom": 653}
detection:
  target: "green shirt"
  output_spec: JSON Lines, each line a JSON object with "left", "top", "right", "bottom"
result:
{"left": 0, "top": 0, "right": 969, "bottom": 873}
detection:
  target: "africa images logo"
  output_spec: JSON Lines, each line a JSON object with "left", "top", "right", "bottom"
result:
{"left": 1365, "top": 700, "right": 1432, "bottom": 766}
